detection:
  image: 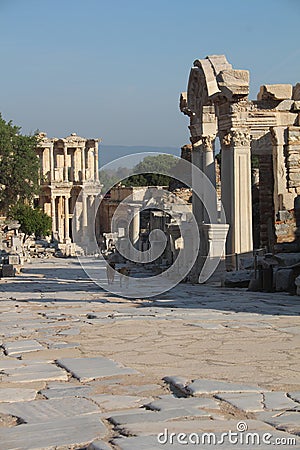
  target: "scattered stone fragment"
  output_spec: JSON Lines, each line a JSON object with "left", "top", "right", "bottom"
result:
{"left": 56, "top": 357, "right": 137, "bottom": 382}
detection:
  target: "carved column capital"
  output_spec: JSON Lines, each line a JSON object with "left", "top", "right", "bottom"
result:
{"left": 220, "top": 130, "right": 251, "bottom": 148}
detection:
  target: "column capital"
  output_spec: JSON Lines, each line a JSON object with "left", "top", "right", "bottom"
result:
{"left": 220, "top": 130, "right": 251, "bottom": 148}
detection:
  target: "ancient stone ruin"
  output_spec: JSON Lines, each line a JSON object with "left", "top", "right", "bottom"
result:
{"left": 180, "top": 55, "right": 300, "bottom": 277}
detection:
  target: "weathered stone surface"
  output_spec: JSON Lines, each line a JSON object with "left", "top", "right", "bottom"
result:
{"left": 109, "top": 407, "right": 211, "bottom": 426}
{"left": 0, "top": 397, "right": 100, "bottom": 423}
{"left": 222, "top": 270, "right": 253, "bottom": 288}
{"left": 263, "top": 391, "right": 300, "bottom": 410}
{"left": 259, "top": 411, "right": 300, "bottom": 435}
{"left": 216, "top": 392, "right": 264, "bottom": 412}
{"left": 258, "top": 84, "right": 293, "bottom": 101}
{"left": 288, "top": 392, "right": 300, "bottom": 403}
{"left": 91, "top": 394, "right": 147, "bottom": 411}
{"left": 2, "top": 361, "right": 68, "bottom": 383}
{"left": 0, "top": 388, "right": 37, "bottom": 403}
{"left": 88, "top": 440, "right": 112, "bottom": 450}
{"left": 2, "top": 339, "right": 44, "bottom": 356}
{"left": 56, "top": 357, "right": 137, "bottom": 382}
{"left": 0, "top": 414, "right": 106, "bottom": 449}
{"left": 187, "top": 379, "right": 260, "bottom": 395}
{"left": 275, "top": 269, "right": 294, "bottom": 292}
{"left": 145, "top": 395, "right": 219, "bottom": 411}
{"left": 41, "top": 385, "right": 92, "bottom": 399}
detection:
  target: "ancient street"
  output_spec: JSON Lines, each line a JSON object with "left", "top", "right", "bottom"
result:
{"left": 0, "top": 258, "right": 299, "bottom": 449}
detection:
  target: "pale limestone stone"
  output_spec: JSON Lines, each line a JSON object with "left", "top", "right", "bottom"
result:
{"left": 56, "top": 356, "right": 138, "bottom": 382}
{"left": 3, "top": 339, "right": 44, "bottom": 356}
{"left": 0, "top": 414, "right": 106, "bottom": 449}
{"left": 0, "top": 388, "right": 37, "bottom": 403}
{"left": 0, "top": 397, "right": 101, "bottom": 423}
{"left": 258, "top": 84, "right": 293, "bottom": 100}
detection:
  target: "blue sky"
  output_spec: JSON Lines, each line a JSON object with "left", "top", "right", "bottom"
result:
{"left": 0, "top": 0, "right": 299, "bottom": 149}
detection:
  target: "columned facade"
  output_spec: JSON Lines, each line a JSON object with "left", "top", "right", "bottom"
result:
{"left": 36, "top": 132, "right": 102, "bottom": 253}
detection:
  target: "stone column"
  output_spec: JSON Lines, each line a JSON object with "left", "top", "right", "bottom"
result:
{"left": 57, "top": 195, "right": 64, "bottom": 242}
{"left": 130, "top": 206, "right": 140, "bottom": 248}
{"left": 64, "top": 195, "right": 70, "bottom": 243}
{"left": 81, "top": 147, "right": 86, "bottom": 182}
{"left": 82, "top": 192, "right": 88, "bottom": 228}
{"left": 51, "top": 195, "right": 56, "bottom": 235}
{"left": 220, "top": 130, "right": 253, "bottom": 261}
{"left": 94, "top": 141, "right": 99, "bottom": 181}
{"left": 63, "top": 144, "right": 68, "bottom": 182}
{"left": 50, "top": 143, "right": 54, "bottom": 182}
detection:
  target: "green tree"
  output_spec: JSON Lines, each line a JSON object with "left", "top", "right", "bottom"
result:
{"left": 125, "top": 154, "right": 177, "bottom": 186}
{"left": 10, "top": 203, "right": 52, "bottom": 239}
{"left": 0, "top": 114, "right": 40, "bottom": 213}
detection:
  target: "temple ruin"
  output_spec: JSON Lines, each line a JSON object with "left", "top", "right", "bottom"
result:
{"left": 36, "top": 132, "right": 102, "bottom": 253}
{"left": 180, "top": 55, "right": 300, "bottom": 274}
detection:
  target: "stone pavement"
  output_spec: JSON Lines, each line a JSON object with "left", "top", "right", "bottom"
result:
{"left": 0, "top": 258, "right": 299, "bottom": 449}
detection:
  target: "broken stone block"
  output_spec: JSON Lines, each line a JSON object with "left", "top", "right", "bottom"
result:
{"left": 275, "top": 269, "right": 294, "bottom": 292}
{"left": 222, "top": 270, "right": 254, "bottom": 288}
{"left": 258, "top": 84, "right": 293, "bottom": 101}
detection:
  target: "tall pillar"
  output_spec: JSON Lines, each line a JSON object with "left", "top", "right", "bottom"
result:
{"left": 51, "top": 195, "right": 56, "bottom": 235}
{"left": 57, "top": 195, "right": 64, "bottom": 242}
{"left": 94, "top": 141, "right": 99, "bottom": 181}
{"left": 220, "top": 129, "right": 253, "bottom": 260}
{"left": 63, "top": 144, "right": 68, "bottom": 182}
{"left": 130, "top": 206, "right": 140, "bottom": 248}
{"left": 81, "top": 147, "right": 86, "bottom": 182}
{"left": 82, "top": 192, "right": 88, "bottom": 228}
{"left": 50, "top": 143, "right": 54, "bottom": 182}
{"left": 64, "top": 195, "right": 70, "bottom": 243}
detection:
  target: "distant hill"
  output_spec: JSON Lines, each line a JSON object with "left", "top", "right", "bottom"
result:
{"left": 99, "top": 145, "right": 180, "bottom": 168}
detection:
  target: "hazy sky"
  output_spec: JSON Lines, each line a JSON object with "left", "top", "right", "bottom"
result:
{"left": 0, "top": 0, "right": 299, "bottom": 148}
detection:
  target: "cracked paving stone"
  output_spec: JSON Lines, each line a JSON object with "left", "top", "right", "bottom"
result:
{"left": 40, "top": 385, "right": 92, "bottom": 399}
{"left": 289, "top": 392, "right": 300, "bottom": 403}
{"left": 145, "top": 395, "right": 219, "bottom": 411}
{"left": 215, "top": 392, "right": 264, "bottom": 412}
{"left": 90, "top": 394, "right": 149, "bottom": 411}
{"left": 0, "top": 414, "right": 106, "bottom": 450}
{"left": 0, "top": 388, "right": 37, "bottom": 403}
{"left": 258, "top": 411, "right": 300, "bottom": 435}
{"left": 263, "top": 391, "right": 300, "bottom": 410}
{"left": 2, "top": 340, "right": 44, "bottom": 356}
{"left": 87, "top": 440, "right": 113, "bottom": 450}
{"left": 56, "top": 357, "right": 138, "bottom": 382}
{"left": 108, "top": 407, "right": 211, "bottom": 426}
{"left": 0, "top": 397, "right": 101, "bottom": 423}
{"left": 1, "top": 361, "right": 68, "bottom": 383}
{"left": 186, "top": 379, "right": 261, "bottom": 395}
